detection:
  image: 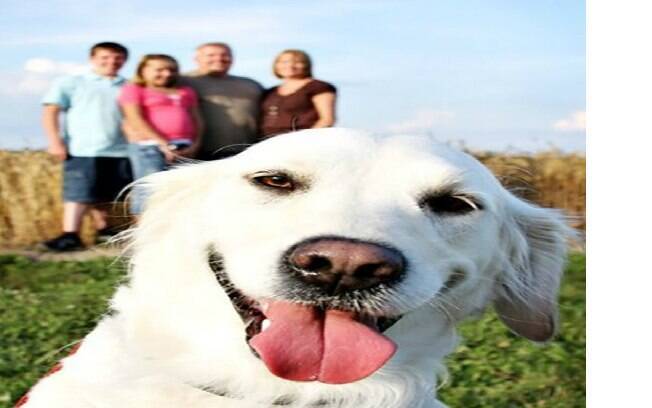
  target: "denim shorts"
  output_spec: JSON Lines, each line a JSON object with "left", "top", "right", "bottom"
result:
{"left": 127, "top": 143, "right": 168, "bottom": 214}
{"left": 63, "top": 156, "right": 133, "bottom": 203}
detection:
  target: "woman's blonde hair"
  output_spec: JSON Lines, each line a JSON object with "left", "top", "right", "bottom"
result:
{"left": 272, "top": 49, "right": 312, "bottom": 79}
{"left": 132, "top": 54, "right": 179, "bottom": 86}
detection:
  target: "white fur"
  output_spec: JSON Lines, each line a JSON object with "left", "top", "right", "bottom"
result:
{"left": 23, "top": 129, "right": 571, "bottom": 408}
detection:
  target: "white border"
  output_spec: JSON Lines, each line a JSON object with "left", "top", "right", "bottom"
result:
{"left": 588, "top": 1, "right": 652, "bottom": 405}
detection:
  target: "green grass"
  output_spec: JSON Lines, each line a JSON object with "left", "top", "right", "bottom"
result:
{"left": 0, "top": 255, "right": 127, "bottom": 406}
{"left": 439, "top": 253, "right": 586, "bottom": 407}
{"left": 0, "top": 253, "right": 585, "bottom": 407}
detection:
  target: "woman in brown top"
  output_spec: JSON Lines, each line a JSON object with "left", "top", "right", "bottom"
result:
{"left": 260, "top": 49, "right": 337, "bottom": 138}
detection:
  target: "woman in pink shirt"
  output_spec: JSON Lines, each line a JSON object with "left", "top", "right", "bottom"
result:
{"left": 119, "top": 54, "right": 203, "bottom": 214}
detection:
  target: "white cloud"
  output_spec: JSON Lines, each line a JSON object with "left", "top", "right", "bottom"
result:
{"left": 0, "top": 58, "right": 88, "bottom": 96}
{"left": 385, "top": 109, "right": 455, "bottom": 134}
{"left": 24, "top": 58, "right": 58, "bottom": 74}
{"left": 24, "top": 58, "right": 87, "bottom": 75}
{"left": 553, "top": 110, "right": 586, "bottom": 132}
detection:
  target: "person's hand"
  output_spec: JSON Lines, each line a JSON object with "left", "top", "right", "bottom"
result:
{"left": 158, "top": 144, "right": 176, "bottom": 164}
{"left": 48, "top": 140, "right": 68, "bottom": 161}
{"left": 176, "top": 145, "right": 199, "bottom": 159}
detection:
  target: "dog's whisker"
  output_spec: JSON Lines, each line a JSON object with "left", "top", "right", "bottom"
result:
{"left": 429, "top": 299, "right": 456, "bottom": 324}
{"left": 429, "top": 295, "right": 462, "bottom": 316}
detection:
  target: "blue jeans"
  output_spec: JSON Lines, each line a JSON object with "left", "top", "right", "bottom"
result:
{"left": 127, "top": 144, "right": 167, "bottom": 214}
{"left": 63, "top": 156, "right": 132, "bottom": 203}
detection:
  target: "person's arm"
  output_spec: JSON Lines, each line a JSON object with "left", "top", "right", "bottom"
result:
{"left": 42, "top": 104, "right": 67, "bottom": 161}
{"left": 310, "top": 91, "right": 336, "bottom": 128}
{"left": 121, "top": 120, "right": 143, "bottom": 143}
{"left": 121, "top": 103, "right": 175, "bottom": 162}
{"left": 178, "top": 106, "right": 204, "bottom": 159}
{"left": 121, "top": 104, "right": 167, "bottom": 144}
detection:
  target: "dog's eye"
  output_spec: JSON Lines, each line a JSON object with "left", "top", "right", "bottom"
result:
{"left": 252, "top": 174, "right": 295, "bottom": 191}
{"left": 420, "top": 194, "right": 482, "bottom": 216}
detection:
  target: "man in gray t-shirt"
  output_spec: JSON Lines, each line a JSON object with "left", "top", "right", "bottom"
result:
{"left": 180, "top": 42, "right": 263, "bottom": 160}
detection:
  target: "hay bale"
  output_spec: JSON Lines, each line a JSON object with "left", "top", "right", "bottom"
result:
{"left": 0, "top": 149, "right": 585, "bottom": 248}
{"left": 0, "top": 150, "right": 130, "bottom": 248}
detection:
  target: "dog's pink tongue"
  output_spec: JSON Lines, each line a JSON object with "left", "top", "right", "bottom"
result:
{"left": 249, "top": 302, "right": 323, "bottom": 382}
{"left": 319, "top": 309, "right": 397, "bottom": 384}
{"left": 249, "top": 301, "right": 396, "bottom": 384}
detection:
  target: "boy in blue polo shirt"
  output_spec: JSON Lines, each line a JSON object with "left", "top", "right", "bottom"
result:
{"left": 42, "top": 42, "right": 133, "bottom": 251}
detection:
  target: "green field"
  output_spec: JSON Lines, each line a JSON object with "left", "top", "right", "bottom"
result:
{"left": 0, "top": 253, "right": 585, "bottom": 407}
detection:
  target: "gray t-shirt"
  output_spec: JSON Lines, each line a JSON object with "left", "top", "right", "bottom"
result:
{"left": 179, "top": 72, "right": 263, "bottom": 158}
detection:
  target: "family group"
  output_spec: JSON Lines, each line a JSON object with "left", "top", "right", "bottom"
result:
{"left": 41, "top": 41, "right": 338, "bottom": 252}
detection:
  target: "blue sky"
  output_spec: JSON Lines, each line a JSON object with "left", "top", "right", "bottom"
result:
{"left": 0, "top": 0, "right": 585, "bottom": 152}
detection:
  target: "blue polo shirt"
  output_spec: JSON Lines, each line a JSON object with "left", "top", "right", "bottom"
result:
{"left": 42, "top": 72, "right": 128, "bottom": 157}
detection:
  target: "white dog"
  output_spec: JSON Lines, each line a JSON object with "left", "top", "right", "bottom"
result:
{"left": 20, "top": 129, "right": 571, "bottom": 408}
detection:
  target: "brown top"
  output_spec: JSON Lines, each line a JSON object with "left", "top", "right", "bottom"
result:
{"left": 260, "top": 79, "right": 336, "bottom": 138}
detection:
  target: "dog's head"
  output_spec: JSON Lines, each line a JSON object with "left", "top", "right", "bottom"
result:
{"left": 116, "top": 128, "right": 571, "bottom": 400}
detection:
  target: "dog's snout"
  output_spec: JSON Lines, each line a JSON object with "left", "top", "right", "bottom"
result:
{"left": 287, "top": 238, "right": 405, "bottom": 294}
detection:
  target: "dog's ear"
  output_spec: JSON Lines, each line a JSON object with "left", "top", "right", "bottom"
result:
{"left": 493, "top": 195, "right": 573, "bottom": 342}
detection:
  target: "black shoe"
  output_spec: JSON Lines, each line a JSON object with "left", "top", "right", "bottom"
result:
{"left": 43, "top": 232, "right": 84, "bottom": 252}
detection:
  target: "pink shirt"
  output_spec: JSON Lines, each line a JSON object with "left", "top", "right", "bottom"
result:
{"left": 118, "top": 83, "right": 198, "bottom": 141}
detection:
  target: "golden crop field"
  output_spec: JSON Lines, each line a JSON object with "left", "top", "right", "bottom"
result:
{"left": 475, "top": 151, "right": 586, "bottom": 231}
{"left": 0, "top": 150, "right": 585, "bottom": 248}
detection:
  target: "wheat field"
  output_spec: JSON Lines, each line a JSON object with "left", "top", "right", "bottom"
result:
{"left": 0, "top": 150, "right": 585, "bottom": 248}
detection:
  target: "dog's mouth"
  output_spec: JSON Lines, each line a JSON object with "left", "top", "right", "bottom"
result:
{"left": 208, "top": 250, "right": 402, "bottom": 384}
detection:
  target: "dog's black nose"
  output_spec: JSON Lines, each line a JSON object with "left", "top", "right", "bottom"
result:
{"left": 287, "top": 238, "right": 405, "bottom": 294}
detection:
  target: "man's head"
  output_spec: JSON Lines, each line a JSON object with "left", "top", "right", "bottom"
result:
{"left": 195, "top": 42, "right": 233, "bottom": 77}
{"left": 89, "top": 42, "right": 128, "bottom": 78}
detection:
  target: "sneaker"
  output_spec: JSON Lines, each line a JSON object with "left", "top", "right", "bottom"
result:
{"left": 43, "top": 232, "right": 84, "bottom": 252}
